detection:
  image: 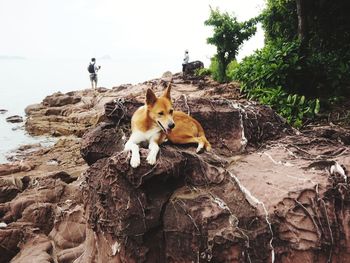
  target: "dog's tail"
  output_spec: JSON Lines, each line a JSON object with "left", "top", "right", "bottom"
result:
{"left": 197, "top": 125, "right": 211, "bottom": 151}
{"left": 202, "top": 135, "right": 211, "bottom": 151}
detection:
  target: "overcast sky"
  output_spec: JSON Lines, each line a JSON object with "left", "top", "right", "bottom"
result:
{"left": 0, "top": 0, "right": 265, "bottom": 63}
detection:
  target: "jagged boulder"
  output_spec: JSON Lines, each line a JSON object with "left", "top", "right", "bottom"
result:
{"left": 6, "top": 115, "right": 23, "bottom": 123}
{"left": 0, "top": 176, "right": 30, "bottom": 203}
{"left": 81, "top": 147, "right": 272, "bottom": 262}
{"left": 183, "top": 60, "right": 204, "bottom": 76}
{"left": 42, "top": 92, "right": 81, "bottom": 107}
{"left": 79, "top": 88, "right": 350, "bottom": 262}
{"left": 0, "top": 175, "right": 84, "bottom": 263}
{"left": 77, "top": 95, "right": 292, "bottom": 262}
{"left": 24, "top": 90, "right": 104, "bottom": 137}
{"left": 0, "top": 162, "right": 35, "bottom": 176}
{"left": 10, "top": 234, "right": 54, "bottom": 263}
{"left": 80, "top": 122, "right": 126, "bottom": 165}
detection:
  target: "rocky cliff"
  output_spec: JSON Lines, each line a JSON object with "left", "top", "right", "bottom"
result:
{"left": 0, "top": 74, "right": 350, "bottom": 262}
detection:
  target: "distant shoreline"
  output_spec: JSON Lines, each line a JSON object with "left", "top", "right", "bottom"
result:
{"left": 0, "top": 55, "right": 26, "bottom": 60}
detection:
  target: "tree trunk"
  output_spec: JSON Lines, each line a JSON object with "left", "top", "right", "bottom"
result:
{"left": 296, "top": 0, "right": 312, "bottom": 96}
{"left": 296, "top": 0, "right": 309, "bottom": 53}
{"left": 217, "top": 53, "right": 227, "bottom": 83}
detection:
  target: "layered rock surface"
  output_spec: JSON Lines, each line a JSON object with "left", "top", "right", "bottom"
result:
{"left": 0, "top": 74, "right": 350, "bottom": 262}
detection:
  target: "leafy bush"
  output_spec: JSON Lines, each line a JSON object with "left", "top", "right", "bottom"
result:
{"left": 231, "top": 40, "right": 301, "bottom": 94}
{"left": 306, "top": 49, "right": 350, "bottom": 97}
{"left": 231, "top": 40, "right": 321, "bottom": 127}
{"left": 226, "top": 0, "right": 350, "bottom": 127}
{"left": 226, "top": 60, "right": 239, "bottom": 81}
{"left": 261, "top": 0, "right": 297, "bottom": 42}
{"left": 247, "top": 86, "right": 320, "bottom": 127}
{"left": 208, "top": 57, "right": 239, "bottom": 82}
{"left": 208, "top": 57, "right": 220, "bottom": 81}
{"left": 259, "top": 0, "right": 350, "bottom": 98}
{"left": 195, "top": 67, "right": 211, "bottom": 77}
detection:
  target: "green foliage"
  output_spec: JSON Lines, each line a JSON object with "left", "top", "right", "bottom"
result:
{"left": 226, "top": 60, "right": 239, "bottom": 81}
{"left": 262, "top": 0, "right": 350, "bottom": 51}
{"left": 231, "top": 40, "right": 321, "bottom": 127}
{"left": 232, "top": 40, "right": 301, "bottom": 93}
{"left": 195, "top": 67, "right": 211, "bottom": 77}
{"left": 208, "top": 57, "right": 220, "bottom": 81}
{"left": 204, "top": 7, "right": 258, "bottom": 83}
{"left": 261, "top": 0, "right": 297, "bottom": 42}
{"left": 208, "top": 57, "right": 238, "bottom": 82}
{"left": 229, "top": 0, "right": 350, "bottom": 127}
{"left": 259, "top": 0, "right": 350, "bottom": 97}
{"left": 247, "top": 86, "right": 320, "bottom": 127}
{"left": 204, "top": 0, "right": 349, "bottom": 126}
{"left": 305, "top": 49, "right": 350, "bottom": 97}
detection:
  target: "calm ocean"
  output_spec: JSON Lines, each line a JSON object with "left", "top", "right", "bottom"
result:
{"left": 0, "top": 57, "right": 177, "bottom": 163}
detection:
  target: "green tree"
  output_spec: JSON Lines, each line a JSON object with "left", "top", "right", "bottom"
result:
{"left": 204, "top": 7, "right": 258, "bottom": 83}
{"left": 259, "top": 0, "right": 350, "bottom": 97}
{"left": 231, "top": 0, "right": 350, "bottom": 127}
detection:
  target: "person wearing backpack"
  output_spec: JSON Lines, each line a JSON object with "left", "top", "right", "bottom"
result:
{"left": 88, "top": 58, "right": 101, "bottom": 89}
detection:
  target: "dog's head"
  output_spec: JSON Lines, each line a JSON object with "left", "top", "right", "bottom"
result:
{"left": 145, "top": 83, "right": 175, "bottom": 134}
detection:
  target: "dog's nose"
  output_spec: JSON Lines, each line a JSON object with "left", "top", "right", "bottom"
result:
{"left": 168, "top": 123, "right": 175, "bottom": 129}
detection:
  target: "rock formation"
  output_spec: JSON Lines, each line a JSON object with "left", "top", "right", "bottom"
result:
{"left": 0, "top": 74, "right": 350, "bottom": 262}
{"left": 6, "top": 115, "right": 23, "bottom": 123}
{"left": 183, "top": 60, "right": 204, "bottom": 76}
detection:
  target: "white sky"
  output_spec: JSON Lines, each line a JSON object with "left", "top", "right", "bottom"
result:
{"left": 0, "top": 0, "right": 265, "bottom": 64}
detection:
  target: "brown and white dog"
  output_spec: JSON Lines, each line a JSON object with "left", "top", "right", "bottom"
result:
{"left": 124, "top": 84, "right": 211, "bottom": 168}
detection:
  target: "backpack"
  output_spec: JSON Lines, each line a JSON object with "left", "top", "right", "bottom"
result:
{"left": 87, "top": 63, "right": 95, "bottom": 74}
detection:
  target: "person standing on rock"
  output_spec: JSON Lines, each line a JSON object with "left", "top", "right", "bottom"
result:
{"left": 88, "top": 58, "right": 101, "bottom": 89}
{"left": 182, "top": 49, "right": 189, "bottom": 75}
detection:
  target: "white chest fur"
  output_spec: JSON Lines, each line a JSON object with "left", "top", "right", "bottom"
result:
{"left": 124, "top": 105, "right": 163, "bottom": 168}
{"left": 131, "top": 127, "right": 161, "bottom": 144}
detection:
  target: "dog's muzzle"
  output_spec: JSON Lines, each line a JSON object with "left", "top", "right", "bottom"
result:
{"left": 157, "top": 121, "right": 174, "bottom": 134}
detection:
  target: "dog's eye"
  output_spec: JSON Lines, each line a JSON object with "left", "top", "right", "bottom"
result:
{"left": 169, "top": 109, "right": 174, "bottom": 114}
{"left": 158, "top": 111, "right": 164, "bottom": 116}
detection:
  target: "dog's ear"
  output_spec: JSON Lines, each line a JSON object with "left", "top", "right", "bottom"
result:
{"left": 146, "top": 89, "right": 157, "bottom": 106}
{"left": 163, "top": 83, "right": 171, "bottom": 100}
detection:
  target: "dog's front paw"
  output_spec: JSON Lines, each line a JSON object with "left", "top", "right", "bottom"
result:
{"left": 146, "top": 153, "right": 157, "bottom": 165}
{"left": 130, "top": 156, "right": 141, "bottom": 168}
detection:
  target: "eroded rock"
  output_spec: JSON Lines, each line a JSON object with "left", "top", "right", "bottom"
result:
{"left": 0, "top": 161, "right": 35, "bottom": 176}
{"left": 43, "top": 92, "right": 81, "bottom": 107}
{"left": 10, "top": 234, "right": 54, "bottom": 263}
{"left": 183, "top": 60, "right": 204, "bottom": 76}
{"left": 6, "top": 115, "right": 23, "bottom": 123}
{"left": 0, "top": 176, "right": 29, "bottom": 203}
{"left": 81, "top": 147, "right": 273, "bottom": 262}
{"left": 80, "top": 122, "right": 126, "bottom": 165}
{"left": 103, "top": 96, "right": 290, "bottom": 157}
{"left": 2, "top": 75, "right": 350, "bottom": 262}
{"left": 0, "top": 174, "right": 84, "bottom": 263}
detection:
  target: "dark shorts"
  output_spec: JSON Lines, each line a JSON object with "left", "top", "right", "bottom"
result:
{"left": 90, "top": 73, "right": 98, "bottom": 82}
